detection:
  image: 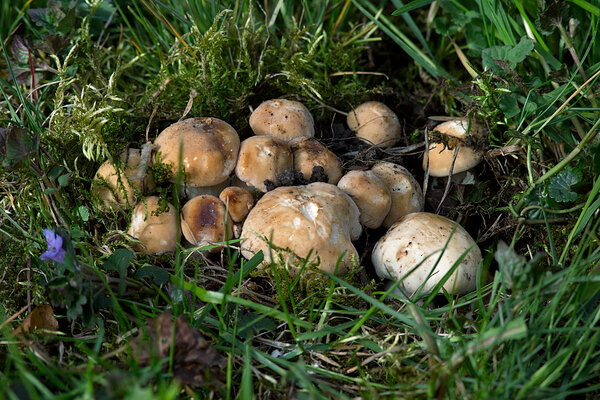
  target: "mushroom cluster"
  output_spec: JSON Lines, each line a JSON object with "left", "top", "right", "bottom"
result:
{"left": 92, "top": 97, "right": 482, "bottom": 300}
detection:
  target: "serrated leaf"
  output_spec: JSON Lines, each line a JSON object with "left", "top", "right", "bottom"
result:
{"left": 547, "top": 167, "right": 582, "bottom": 202}
{"left": 57, "top": 173, "right": 71, "bottom": 187}
{"left": 77, "top": 206, "right": 89, "bottom": 222}
{"left": 495, "top": 241, "right": 526, "bottom": 289}
{"left": 11, "top": 35, "right": 30, "bottom": 65}
{"left": 103, "top": 249, "right": 133, "bottom": 295}
{"left": 0, "top": 127, "right": 39, "bottom": 169}
{"left": 507, "top": 37, "right": 535, "bottom": 66}
{"left": 134, "top": 265, "right": 169, "bottom": 285}
{"left": 499, "top": 93, "right": 520, "bottom": 119}
{"left": 482, "top": 36, "right": 534, "bottom": 74}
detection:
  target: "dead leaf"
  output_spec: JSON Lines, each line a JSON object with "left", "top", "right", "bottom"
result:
{"left": 12, "top": 304, "right": 59, "bottom": 336}
{"left": 131, "top": 311, "right": 226, "bottom": 388}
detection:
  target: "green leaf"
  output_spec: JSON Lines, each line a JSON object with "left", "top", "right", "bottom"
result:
{"left": 499, "top": 93, "right": 520, "bottom": 119}
{"left": 77, "top": 206, "right": 89, "bottom": 222}
{"left": 57, "top": 173, "right": 71, "bottom": 187}
{"left": 134, "top": 264, "right": 169, "bottom": 285}
{"left": 393, "top": 0, "right": 435, "bottom": 15}
{"left": 547, "top": 167, "right": 582, "bottom": 203}
{"left": 0, "top": 127, "right": 39, "bottom": 168}
{"left": 482, "top": 36, "right": 534, "bottom": 74}
{"left": 103, "top": 249, "right": 134, "bottom": 295}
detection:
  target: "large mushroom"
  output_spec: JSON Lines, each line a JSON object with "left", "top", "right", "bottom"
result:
{"left": 249, "top": 99, "right": 314, "bottom": 143}
{"left": 153, "top": 117, "right": 240, "bottom": 197}
{"left": 291, "top": 137, "right": 343, "bottom": 184}
{"left": 240, "top": 182, "right": 362, "bottom": 275}
{"left": 128, "top": 196, "right": 179, "bottom": 254}
{"left": 180, "top": 195, "right": 233, "bottom": 252}
{"left": 372, "top": 212, "right": 481, "bottom": 298}
{"left": 347, "top": 101, "right": 401, "bottom": 148}
{"left": 337, "top": 170, "right": 391, "bottom": 229}
{"left": 235, "top": 136, "right": 293, "bottom": 192}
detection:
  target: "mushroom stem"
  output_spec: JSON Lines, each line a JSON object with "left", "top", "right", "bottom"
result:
{"left": 129, "top": 141, "right": 155, "bottom": 182}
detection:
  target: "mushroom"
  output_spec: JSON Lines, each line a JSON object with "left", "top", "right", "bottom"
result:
{"left": 153, "top": 117, "right": 240, "bottom": 197}
{"left": 180, "top": 195, "right": 233, "bottom": 251}
{"left": 128, "top": 196, "right": 179, "bottom": 254}
{"left": 249, "top": 99, "right": 315, "bottom": 142}
{"left": 371, "top": 162, "right": 424, "bottom": 229}
{"left": 347, "top": 101, "right": 401, "bottom": 148}
{"left": 337, "top": 170, "right": 391, "bottom": 229}
{"left": 241, "top": 182, "right": 362, "bottom": 275}
{"left": 219, "top": 186, "right": 254, "bottom": 223}
{"left": 92, "top": 148, "right": 156, "bottom": 211}
{"left": 235, "top": 136, "right": 293, "bottom": 192}
{"left": 423, "top": 119, "right": 484, "bottom": 177}
{"left": 372, "top": 212, "right": 481, "bottom": 298}
{"left": 290, "top": 137, "right": 343, "bottom": 184}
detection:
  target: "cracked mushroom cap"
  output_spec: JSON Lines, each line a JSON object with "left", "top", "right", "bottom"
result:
{"left": 371, "top": 162, "right": 424, "bottom": 229}
{"left": 235, "top": 136, "right": 293, "bottom": 192}
{"left": 128, "top": 196, "right": 179, "bottom": 254}
{"left": 291, "top": 137, "right": 343, "bottom": 184}
{"left": 249, "top": 99, "right": 315, "bottom": 142}
{"left": 372, "top": 212, "right": 481, "bottom": 297}
{"left": 423, "top": 119, "right": 484, "bottom": 177}
{"left": 337, "top": 170, "right": 392, "bottom": 229}
{"left": 241, "top": 182, "right": 362, "bottom": 275}
{"left": 93, "top": 148, "right": 156, "bottom": 211}
{"left": 347, "top": 101, "right": 401, "bottom": 148}
{"left": 219, "top": 186, "right": 254, "bottom": 223}
{"left": 181, "top": 195, "right": 233, "bottom": 251}
{"left": 154, "top": 117, "right": 240, "bottom": 188}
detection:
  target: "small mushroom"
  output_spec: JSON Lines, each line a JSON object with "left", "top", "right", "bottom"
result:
{"left": 92, "top": 148, "right": 156, "bottom": 211}
{"left": 128, "top": 196, "right": 179, "bottom": 254}
{"left": 180, "top": 195, "right": 233, "bottom": 251}
{"left": 241, "top": 182, "right": 361, "bottom": 275}
{"left": 371, "top": 162, "right": 424, "bottom": 228}
{"left": 235, "top": 136, "right": 293, "bottom": 192}
{"left": 372, "top": 212, "right": 481, "bottom": 298}
{"left": 347, "top": 101, "right": 401, "bottom": 148}
{"left": 219, "top": 186, "right": 254, "bottom": 223}
{"left": 337, "top": 170, "right": 391, "bottom": 229}
{"left": 290, "top": 137, "right": 343, "bottom": 184}
{"left": 423, "top": 119, "right": 484, "bottom": 177}
{"left": 153, "top": 117, "right": 240, "bottom": 196}
{"left": 249, "top": 99, "right": 315, "bottom": 142}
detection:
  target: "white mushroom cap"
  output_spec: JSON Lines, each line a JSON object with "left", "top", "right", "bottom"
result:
{"left": 424, "top": 119, "right": 484, "bottom": 177}
{"left": 249, "top": 99, "right": 314, "bottom": 142}
{"left": 371, "top": 162, "right": 424, "bottom": 228}
{"left": 290, "top": 137, "right": 343, "bottom": 184}
{"left": 93, "top": 148, "right": 156, "bottom": 211}
{"left": 235, "top": 136, "right": 293, "bottom": 192}
{"left": 180, "top": 195, "right": 233, "bottom": 252}
{"left": 337, "top": 170, "right": 391, "bottom": 229}
{"left": 154, "top": 117, "right": 240, "bottom": 187}
{"left": 347, "top": 101, "right": 401, "bottom": 148}
{"left": 128, "top": 196, "right": 179, "bottom": 254}
{"left": 241, "top": 182, "right": 361, "bottom": 275}
{"left": 219, "top": 186, "right": 254, "bottom": 223}
{"left": 372, "top": 212, "right": 481, "bottom": 297}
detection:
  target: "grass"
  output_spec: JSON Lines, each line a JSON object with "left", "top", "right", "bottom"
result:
{"left": 1, "top": 0, "right": 600, "bottom": 398}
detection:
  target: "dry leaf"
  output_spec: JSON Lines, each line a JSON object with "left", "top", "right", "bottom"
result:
{"left": 131, "top": 311, "right": 226, "bottom": 388}
{"left": 12, "top": 304, "right": 59, "bottom": 336}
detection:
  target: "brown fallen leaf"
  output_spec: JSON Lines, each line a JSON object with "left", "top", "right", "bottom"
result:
{"left": 130, "top": 311, "right": 226, "bottom": 389}
{"left": 12, "top": 304, "right": 59, "bottom": 336}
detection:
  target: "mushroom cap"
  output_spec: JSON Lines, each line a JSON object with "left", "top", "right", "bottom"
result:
{"left": 219, "top": 186, "right": 254, "bottom": 223}
{"left": 424, "top": 119, "right": 484, "bottom": 177}
{"left": 181, "top": 195, "right": 233, "bottom": 251}
{"left": 337, "top": 170, "right": 391, "bottom": 229}
{"left": 372, "top": 212, "right": 481, "bottom": 297}
{"left": 93, "top": 148, "right": 156, "bottom": 211}
{"left": 154, "top": 117, "right": 240, "bottom": 187}
{"left": 241, "top": 182, "right": 362, "bottom": 275}
{"left": 291, "top": 137, "right": 343, "bottom": 184}
{"left": 347, "top": 101, "right": 401, "bottom": 148}
{"left": 249, "top": 99, "right": 315, "bottom": 142}
{"left": 128, "top": 196, "right": 179, "bottom": 254}
{"left": 235, "top": 136, "right": 293, "bottom": 192}
{"left": 371, "top": 162, "right": 424, "bottom": 228}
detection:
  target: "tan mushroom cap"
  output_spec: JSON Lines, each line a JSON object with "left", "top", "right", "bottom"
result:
{"left": 371, "top": 162, "right": 424, "bottom": 228}
{"left": 128, "top": 196, "right": 179, "bottom": 254}
{"left": 154, "top": 117, "right": 240, "bottom": 187}
{"left": 290, "top": 137, "right": 343, "bottom": 184}
{"left": 241, "top": 182, "right": 362, "bottom": 275}
{"left": 372, "top": 212, "right": 481, "bottom": 297}
{"left": 93, "top": 148, "right": 156, "bottom": 211}
{"left": 337, "top": 170, "right": 391, "bottom": 229}
{"left": 249, "top": 99, "right": 315, "bottom": 142}
{"left": 424, "top": 119, "right": 484, "bottom": 177}
{"left": 347, "top": 101, "right": 401, "bottom": 148}
{"left": 235, "top": 136, "right": 293, "bottom": 192}
{"left": 181, "top": 195, "right": 233, "bottom": 251}
{"left": 219, "top": 186, "right": 254, "bottom": 223}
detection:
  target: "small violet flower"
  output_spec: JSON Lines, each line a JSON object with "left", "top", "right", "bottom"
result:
{"left": 40, "top": 228, "right": 66, "bottom": 264}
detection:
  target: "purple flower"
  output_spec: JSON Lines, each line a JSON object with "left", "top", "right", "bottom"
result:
{"left": 40, "top": 228, "right": 66, "bottom": 263}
